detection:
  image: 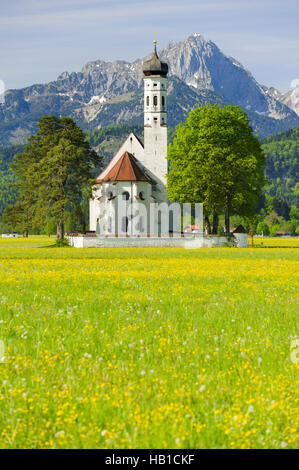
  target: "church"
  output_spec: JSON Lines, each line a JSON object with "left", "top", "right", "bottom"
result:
{"left": 68, "top": 42, "right": 247, "bottom": 248}
{"left": 89, "top": 41, "right": 169, "bottom": 236}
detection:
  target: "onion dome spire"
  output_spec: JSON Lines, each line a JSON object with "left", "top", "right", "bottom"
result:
{"left": 142, "top": 40, "right": 168, "bottom": 77}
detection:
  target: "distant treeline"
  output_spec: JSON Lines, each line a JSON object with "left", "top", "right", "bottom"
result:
{"left": 261, "top": 128, "right": 299, "bottom": 206}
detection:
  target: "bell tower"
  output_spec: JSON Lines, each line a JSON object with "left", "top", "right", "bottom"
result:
{"left": 142, "top": 41, "right": 168, "bottom": 202}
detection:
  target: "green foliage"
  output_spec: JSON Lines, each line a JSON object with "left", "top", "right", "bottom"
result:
{"left": 43, "top": 218, "right": 57, "bottom": 237}
{"left": 256, "top": 221, "right": 270, "bottom": 236}
{"left": 55, "top": 237, "right": 70, "bottom": 247}
{"left": 217, "top": 226, "right": 225, "bottom": 236}
{"left": 167, "top": 104, "right": 266, "bottom": 234}
{"left": 259, "top": 203, "right": 299, "bottom": 236}
{"left": 270, "top": 224, "right": 280, "bottom": 237}
{"left": 264, "top": 211, "right": 285, "bottom": 228}
{"left": 261, "top": 128, "right": 299, "bottom": 206}
{"left": 0, "top": 145, "right": 24, "bottom": 216}
{"left": 7, "top": 115, "right": 102, "bottom": 239}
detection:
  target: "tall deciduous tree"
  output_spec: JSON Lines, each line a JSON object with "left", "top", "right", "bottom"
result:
{"left": 11, "top": 115, "right": 101, "bottom": 239}
{"left": 167, "top": 104, "right": 266, "bottom": 235}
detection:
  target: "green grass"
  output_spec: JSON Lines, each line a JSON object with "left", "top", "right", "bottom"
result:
{"left": 0, "top": 239, "right": 298, "bottom": 448}
{"left": 0, "top": 236, "right": 54, "bottom": 247}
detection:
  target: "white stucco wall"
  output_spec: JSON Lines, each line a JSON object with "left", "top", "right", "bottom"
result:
{"left": 90, "top": 180, "right": 153, "bottom": 236}
{"left": 142, "top": 76, "right": 168, "bottom": 202}
{"left": 68, "top": 234, "right": 247, "bottom": 248}
{"left": 233, "top": 233, "right": 248, "bottom": 248}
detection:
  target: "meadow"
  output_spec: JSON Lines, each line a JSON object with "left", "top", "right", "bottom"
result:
{"left": 0, "top": 237, "right": 298, "bottom": 448}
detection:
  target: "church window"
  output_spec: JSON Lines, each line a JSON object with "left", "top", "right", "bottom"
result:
{"left": 107, "top": 191, "right": 113, "bottom": 201}
{"left": 122, "top": 191, "right": 130, "bottom": 201}
{"left": 122, "top": 216, "right": 129, "bottom": 233}
{"left": 146, "top": 96, "right": 149, "bottom": 106}
{"left": 108, "top": 216, "right": 112, "bottom": 233}
{"left": 162, "top": 96, "right": 165, "bottom": 106}
{"left": 139, "top": 191, "right": 145, "bottom": 200}
{"left": 154, "top": 117, "right": 158, "bottom": 122}
{"left": 154, "top": 83, "right": 157, "bottom": 86}
{"left": 139, "top": 217, "right": 145, "bottom": 233}
{"left": 153, "top": 95, "right": 158, "bottom": 106}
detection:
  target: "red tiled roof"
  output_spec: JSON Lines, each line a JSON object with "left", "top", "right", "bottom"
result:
{"left": 96, "top": 151, "right": 151, "bottom": 183}
{"left": 185, "top": 225, "right": 199, "bottom": 230}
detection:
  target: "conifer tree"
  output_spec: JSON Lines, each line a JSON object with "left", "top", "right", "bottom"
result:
{"left": 10, "top": 115, "right": 101, "bottom": 239}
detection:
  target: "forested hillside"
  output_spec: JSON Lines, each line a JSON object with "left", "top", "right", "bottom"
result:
{"left": 0, "top": 145, "right": 24, "bottom": 216}
{"left": 261, "top": 128, "right": 299, "bottom": 206}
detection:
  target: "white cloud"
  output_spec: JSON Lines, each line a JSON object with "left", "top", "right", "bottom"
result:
{"left": 0, "top": 0, "right": 298, "bottom": 91}
{"left": 0, "top": 1, "right": 263, "bottom": 29}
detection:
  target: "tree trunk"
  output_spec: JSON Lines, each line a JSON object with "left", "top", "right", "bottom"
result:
{"left": 57, "top": 221, "right": 64, "bottom": 240}
{"left": 225, "top": 196, "right": 230, "bottom": 236}
{"left": 204, "top": 215, "right": 211, "bottom": 235}
{"left": 225, "top": 210, "right": 230, "bottom": 236}
{"left": 212, "top": 213, "right": 219, "bottom": 234}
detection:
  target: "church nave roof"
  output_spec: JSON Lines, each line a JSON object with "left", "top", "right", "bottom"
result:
{"left": 96, "top": 151, "right": 152, "bottom": 183}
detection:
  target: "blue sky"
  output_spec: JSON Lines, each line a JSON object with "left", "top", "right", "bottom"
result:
{"left": 1, "top": 0, "right": 298, "bottom": 92}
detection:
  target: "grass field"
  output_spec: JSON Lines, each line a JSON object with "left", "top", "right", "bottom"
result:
{"left": 0, "top": 237, "right": 298, "bottom": 448}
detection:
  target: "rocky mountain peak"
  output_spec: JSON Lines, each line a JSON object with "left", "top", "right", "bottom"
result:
{"left": 1, "top": 33, "right": 299, "bottom": 146}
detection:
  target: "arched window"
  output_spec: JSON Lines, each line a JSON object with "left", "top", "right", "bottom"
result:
{"left": 139, "top": 216, "right": 145, "bottom": 233}
{"left": 122, "top": 191, "right": 130, "bottom": 201}
{"left": 139, "top": 191, "right": 145, "bottom": 200}
{"left": 146, "top": 96, "right": 149, "bottom": 106}
{"left": 162, "top": 96, "right": 165, "bottom": 106}
{"left": 107, "top": 191, "right": 113, "bottom": 201}
{"left": 122, "top": 216, "right": 129, "bottom": 233}
{"left": 153, "top": 95, "right": 158, "bottom": 106}
{"left": 108, "top": 216, "right": 112, "bottom": 233}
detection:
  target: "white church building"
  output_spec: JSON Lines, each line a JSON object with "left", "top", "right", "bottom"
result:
{"left": 89, "top": 41, "right": 169, "bottom": 237}
{"left": 68, "top": 42, "right": 247, "bottom": 248}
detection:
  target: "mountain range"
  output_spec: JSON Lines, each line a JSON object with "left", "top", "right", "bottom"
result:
{"left": 1, "top": 33, "right": 299, "bottom": 145}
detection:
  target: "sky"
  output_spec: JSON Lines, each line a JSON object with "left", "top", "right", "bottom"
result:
{"left": 0, "top": 0, "right": 298, "bottom": 93}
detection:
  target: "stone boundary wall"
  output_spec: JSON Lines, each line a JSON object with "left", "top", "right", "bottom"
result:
{"left": 67, "top": 234, "right": 247, "bottom": 248}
